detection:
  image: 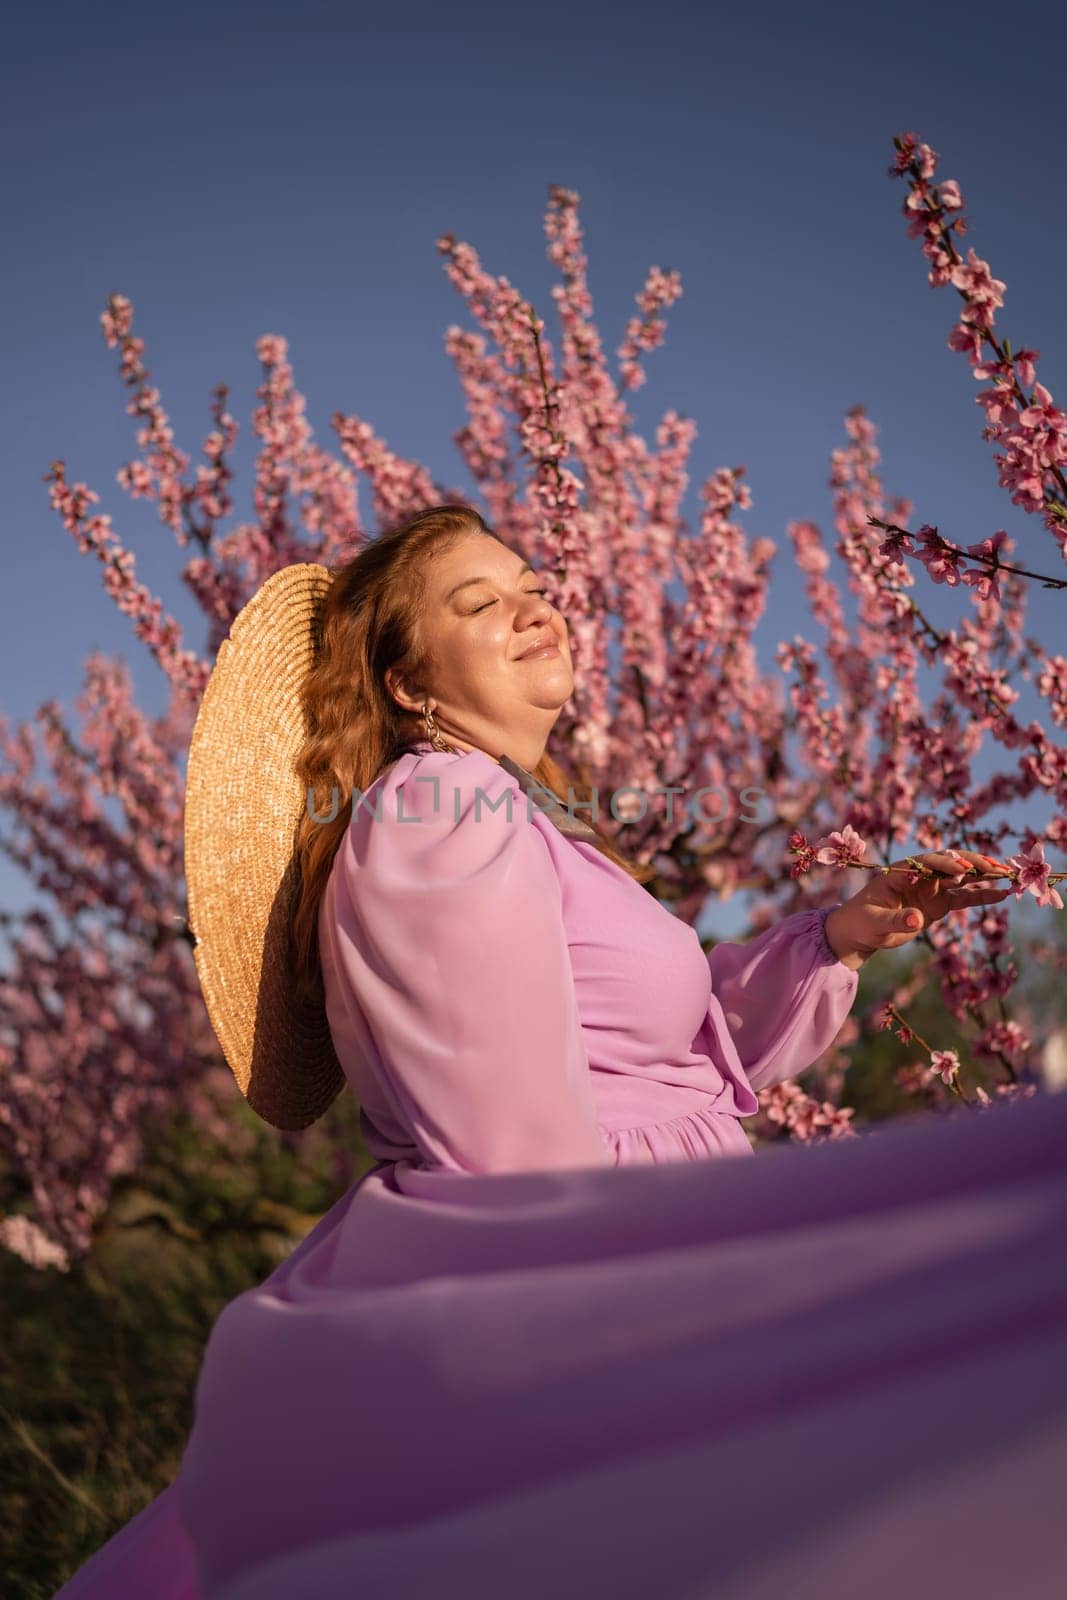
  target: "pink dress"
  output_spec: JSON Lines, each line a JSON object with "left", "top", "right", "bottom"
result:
{"left": 316, "top": 739, "right": 859, "bottom": 1173}
{"left": 52, "top": 740, "right": 1067, "bottom": 1599}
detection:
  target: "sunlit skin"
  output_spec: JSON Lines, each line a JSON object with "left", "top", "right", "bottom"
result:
{"left": 386, "top": 532, "right": 1015, "bottom": 971}
{"left": 385, "top": 533, "right": 571, "bottom": 773}
{"left": 823, "top": 848, "right": 1014, "bottom": 971}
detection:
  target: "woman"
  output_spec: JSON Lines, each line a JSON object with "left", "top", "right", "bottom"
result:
{"left": 54, "top": 505, "right": 1064, "bottom": 1600}
{"left": 292, "top": 502, "right": 1011, "bottom": 1172}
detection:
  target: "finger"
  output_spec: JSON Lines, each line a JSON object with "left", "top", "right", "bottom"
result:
{"left": 928, "top": 854, "right": 1008, "bottom": 887}
{"left": 945, "top": 885, "right": 1015, "bottom": 907}
{"left": 947, "top": 848, "right": 1014, "bottom": 878}
{"left": 925, "top": 850, "right": 978, "bottom": 878}
{"left": 888, "top": 851, "right": 968, "bottom": 881}
{"left": 945, "top": 849, "right": 991, "bottom": 874}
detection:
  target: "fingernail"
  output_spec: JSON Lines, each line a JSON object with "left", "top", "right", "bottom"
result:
{"left": 906, "top": 910, "right": 922, "bottom": 928}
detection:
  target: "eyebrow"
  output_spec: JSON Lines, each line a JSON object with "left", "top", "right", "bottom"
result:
{"left": 445, "top": 561, "right": 537, "bottom": 602}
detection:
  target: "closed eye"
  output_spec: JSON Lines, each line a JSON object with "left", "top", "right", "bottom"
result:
{"left": 471, "top": 588, "right": 548, "bottom": 614}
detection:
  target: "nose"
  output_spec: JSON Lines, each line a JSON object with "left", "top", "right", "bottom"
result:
{"left": 517, "top": 593, "right": 554, "bottom": 631}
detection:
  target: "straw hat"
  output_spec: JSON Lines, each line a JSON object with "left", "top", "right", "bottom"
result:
{"left": 184, "top": 562, "right": 347, "bottom": 1132}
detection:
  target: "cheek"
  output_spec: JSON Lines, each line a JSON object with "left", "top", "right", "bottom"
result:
{"left": 442, "top": 625, "right": 509, "bottom": 690}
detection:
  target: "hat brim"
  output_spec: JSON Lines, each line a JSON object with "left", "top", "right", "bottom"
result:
{"left": 184, "top": 562, "right": 346, "bottom": 1131}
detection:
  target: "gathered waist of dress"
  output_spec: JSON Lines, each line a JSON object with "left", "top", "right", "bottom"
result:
{"left": 587, "top": 1065, "right": 752, "bottom": 1136}
{"left": 601, "top": 1093, "right": 755, "bottom": 1165}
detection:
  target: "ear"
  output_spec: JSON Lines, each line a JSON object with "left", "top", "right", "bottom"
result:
{"left": 384, "top": 665, "right": 423, "bottom": 715}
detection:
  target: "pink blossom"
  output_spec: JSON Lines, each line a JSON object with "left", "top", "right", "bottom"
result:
{"left": 813, "top": 825, "right": 868, "bottom": 867}
{"left": 0, "top": 1212, "right": 71, "bottom": 1271}
{"left": 878, "top": 528, "right": 913, "bottom": 565}
{"left": 914, "top": 525, "right": 963, "bottom": 585}
{"left": 759, "top": 1082, "right": 857, "bottom": 1144}
{"left": 1009, "top": 841, "right": 1064, "bottom": 910}
{"left": 929, "top": 1049, "right": 962, "bottom": 1085}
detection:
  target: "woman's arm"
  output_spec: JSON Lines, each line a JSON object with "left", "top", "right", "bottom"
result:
{"left": 705, "top": 848, "right": 1014, "bottom": 1103}
{"left": 704, "top": 905, "right": 859, "bottom": 1098}
{"left": 324, "top": 753, "right": 615, "bottom": 1175}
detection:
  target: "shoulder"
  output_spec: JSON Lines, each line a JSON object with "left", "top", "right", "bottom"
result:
{"left": 391, "top": 744, "right": 525, "bottom": 816}
{"left": 347, "top": 745, "right": 555, "bottom": 894}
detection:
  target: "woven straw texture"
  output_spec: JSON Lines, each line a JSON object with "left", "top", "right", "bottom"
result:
{"left": 184, "top": 563, "right": 346, "bottom": 1131}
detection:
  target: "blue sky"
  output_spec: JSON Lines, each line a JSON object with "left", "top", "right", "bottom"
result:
{"left": 2, "top": 0, "right": 1065, "bottom": 945}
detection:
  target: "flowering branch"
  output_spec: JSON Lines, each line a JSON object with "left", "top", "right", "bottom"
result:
{"left": 890, "top": 130, "right": 1067, "bottom": 558}
{"left": 870, "top": 518, "right": 1067, "bottom": 595}
{"left": 876, "top": 1003, "right": 968, "bottom": 1100}
{"left": 789, "top": 827, "right": 1065, "bottom": 908}
{"left": 877, "top": 1003, "right": 1038, "bottom": 1111}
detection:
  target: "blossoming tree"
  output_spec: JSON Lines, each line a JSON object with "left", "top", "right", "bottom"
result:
{"left": 1, "top": 130, "right": 1064, "bottom": 1272}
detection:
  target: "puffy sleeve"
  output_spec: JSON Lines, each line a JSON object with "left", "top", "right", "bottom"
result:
{"left": 322, "top": 752, "right": 615, "bottom": 1176}
{"left": 702, "top": 904, "right": 859, "bottom": 1108}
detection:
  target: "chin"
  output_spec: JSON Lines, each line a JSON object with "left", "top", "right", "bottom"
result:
{"left": 528, "top": 675, "right": 573, "bottom": 708}
{"left": 545, "top": 689, "right": 574, "bottom": 713}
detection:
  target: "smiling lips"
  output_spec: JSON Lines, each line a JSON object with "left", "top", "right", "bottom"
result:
{"left": 515, "top": 635, "right": 561, "bottom": 661}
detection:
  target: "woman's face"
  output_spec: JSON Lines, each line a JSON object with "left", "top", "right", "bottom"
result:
{"left": 388, "top": 533, "right": 573, "bottom": 764}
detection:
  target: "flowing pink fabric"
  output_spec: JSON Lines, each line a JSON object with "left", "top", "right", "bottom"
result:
{"left": 52, "top": 743, "right": 1067, "bottom": 1598}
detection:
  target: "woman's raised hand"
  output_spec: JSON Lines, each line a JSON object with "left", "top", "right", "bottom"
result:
{"left": 823, "top": 848, "right": 1015, "bottom": 970}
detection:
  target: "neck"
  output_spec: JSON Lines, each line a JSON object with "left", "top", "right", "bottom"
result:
{"left": 415, "top": 725, "right": 552, "bottom": 771}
